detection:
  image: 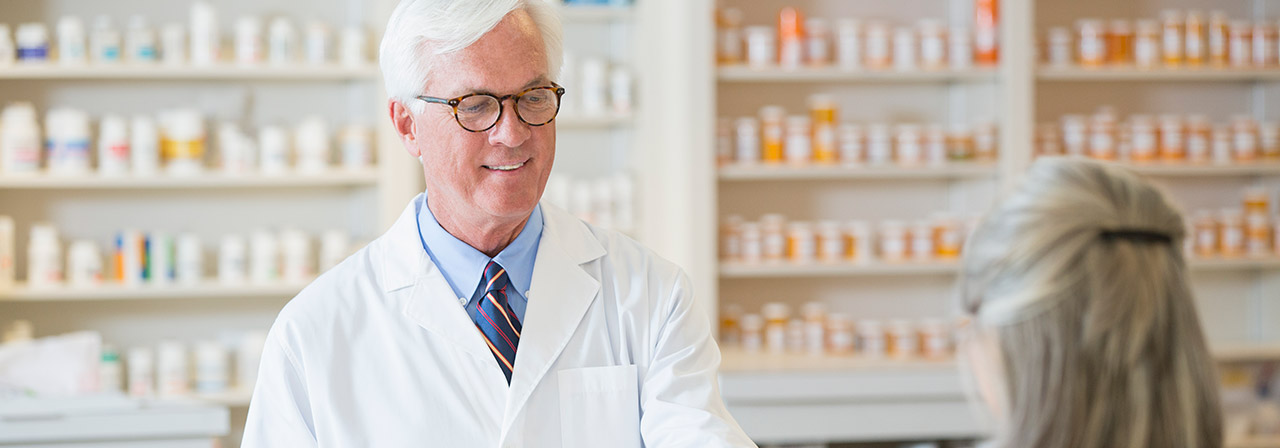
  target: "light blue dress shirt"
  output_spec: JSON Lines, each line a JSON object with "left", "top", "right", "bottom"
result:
{"left": 416, "top": 194, "right": 542, "bottom": 321}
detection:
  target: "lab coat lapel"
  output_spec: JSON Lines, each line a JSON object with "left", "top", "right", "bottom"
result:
{"left": 385, "top": 194, "right": 493, "bottom": 362}
{"left": 500, "top": 203, "right": 606, "bottom": 439}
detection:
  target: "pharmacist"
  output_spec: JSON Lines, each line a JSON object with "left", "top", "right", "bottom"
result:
{"left": 241, "top": 1, "right": 754, "bottom": 447}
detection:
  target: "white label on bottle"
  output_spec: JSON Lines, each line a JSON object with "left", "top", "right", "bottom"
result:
{"left": 1135, "top": 39, "right": 1157, "bottom": 67}
{"left": 1197, "top": 229, "right": 1216, "bottom": 253}
{"left": 766, "top": 327, "right": 787, "bottom": 352}
{"left": 1188, "top": 135, "right": 1210, "bottom": 161}
{"left": 1224, "top": 228, "right": 1244, "bottom": 251}
{"left": 866, "top": 33, "right": 889, "bottom": 65}
{"left": 1163, "top": 29, "right": 1182, "bottom": 58}
{"left": 1081, "top": 37, "right": 1104, "bottom": 62}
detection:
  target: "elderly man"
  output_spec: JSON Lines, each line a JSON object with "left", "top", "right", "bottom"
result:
{"left": 241, "top": 1, "right": 754, "bottom": 447}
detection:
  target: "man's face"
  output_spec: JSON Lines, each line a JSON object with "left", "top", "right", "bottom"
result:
{"left": 404, "top": 11, "right": 555, "bottom": 225}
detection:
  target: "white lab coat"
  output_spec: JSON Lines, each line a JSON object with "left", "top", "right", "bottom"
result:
{"left": 242, "top": 194, "right": 755, "bottom": 448}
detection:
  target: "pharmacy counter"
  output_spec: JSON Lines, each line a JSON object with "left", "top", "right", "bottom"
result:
{"left": 718, "top": 348, "right": 987, "bottom": 444}
{"left": 0, "top": 395, "right": 229, "bottom": 447}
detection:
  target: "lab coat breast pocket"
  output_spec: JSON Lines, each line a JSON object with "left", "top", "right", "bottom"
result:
{"left": 557, "top": 364, "right": 641, "bottom": 448}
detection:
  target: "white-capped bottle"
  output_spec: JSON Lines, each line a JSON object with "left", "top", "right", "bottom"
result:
{"left": 130, "top": 115, "right": 159, "bottom": 175}
{"left": 98, "top": 114, "right": 131, "bottom": 176}
{"left": 194, "top": 341, "right": 228, "bottom": 394}
{"left": 160, "top": 23, "right": 186, "bottom": 65}
{"left": 339, "top": 124, "right": 372, "bottom": 170}
{"left": 249, "top": 230, "right": 280, "bottom": 284}
{"left": 126, "top": 16, "right": 157, "bottom": 63}
{"left": 835, "top": 19, "right": 861, "bottom": 70}
{"left": 126, "top": 346, "right": 155, "bottom": 397}
{"left": 175, "top": 232, "right": 202, "bottom": 285}
{"left": 189, "top": 1, "right": 218, "bottom": 65}
{"left": 295, "top": 116, "right": 330, "bottom": 173}
{"left": 268, "top": 17, "right": 297, "bottom": 66}
{"left": 218, "top": 234, "right": 247, "bottom": 284}
{"left": 339, "top": 26, "right": 366, "bottom": 67}
{"left": 66, "top": 239, "right": 103, "bottom": 287}
{"left": 258, "top": 125, "right": 290, "bottom": 174}
{"left": 46, "top": 108, "right": 92, "bottom": 175}
{"left": 1, "top": 103, "right": 42, "bottom": 174}
{"left": 235, "top": 16, "right": 263, "bottom": 65}
{"left": 27, "top": 224, "right": 62, "bottom": 288}
{"left": 15, "top": 23, "right": 50, "bottom": 63}
{"left": 580, "top": 59, "right": 608, "bottom": 115}
{"left": 56, "top": 16, "right": 87, "bottom": 64}
{"left": 304, "top": 21, "right": 330, "bottom": 65}
{"left": 90, "top": 16, "right": 121, "bottom": 64}
{"left": 280, "top": 229, "right": 313, "bottom": 283}
{"left": 156, "top": 340, "right": 189, "bottom": 397}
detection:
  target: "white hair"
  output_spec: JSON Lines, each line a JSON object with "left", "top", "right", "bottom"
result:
{"left": 379, "top": 0, "right": 564, "bottom": 114}
{"left": 959, "top": 157, "right": 1222, "bottom": 448}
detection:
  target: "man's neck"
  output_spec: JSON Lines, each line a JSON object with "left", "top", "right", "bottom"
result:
{"left": 427, "top": 195, "right": 530, "bottom": 258}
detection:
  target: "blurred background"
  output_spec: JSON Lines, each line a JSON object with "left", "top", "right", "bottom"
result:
{"left": 0, "top": 0, "right": 1278, "bottom": 447}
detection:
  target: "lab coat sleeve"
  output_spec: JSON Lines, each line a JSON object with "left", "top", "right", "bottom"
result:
{"left": 241, "top": 325, "right": 318, "bottom": 447}
{"left": 638, "top": 270, "right": 757, "bottom": 448}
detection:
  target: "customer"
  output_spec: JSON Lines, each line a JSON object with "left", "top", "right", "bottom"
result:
{"left": 957, "top": 157, "right": 1223, "bottom": 448}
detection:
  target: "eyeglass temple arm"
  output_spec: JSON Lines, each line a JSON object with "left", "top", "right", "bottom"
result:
{"left": 416, "top": 96, "right": 452, "bottom": 105}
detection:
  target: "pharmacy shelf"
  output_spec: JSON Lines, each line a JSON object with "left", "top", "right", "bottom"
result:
{"left": 718, "top": 348, "right": 984, "bottom": 444}
{"left": 719, "top": 261, "right": 961, "bottom": 278}
{"left": 719, "top": 348, "right": 956, "bottom": 374}
{"left": 555, "top": 113, "right": 633, "bottom": 129}
{"left": 1192, "top": 257, "right": 1280, "bottom": 271}
{"left": 191, "top": 390, "right": 252, "bottom": 408}
{"left": 1213, "top": 343, "right": 1280, "bottom": 363}
{"left": 1038, "top": 66, "right": 1280, "bottom": 82}
{"left": 558, "top": 4, "right": 633, "bottom": 22}
{"left": 1228, "top": 438, "right": 1280, "bottom": 448}
{"left": 719, "top": 257, "right": 1280, "bottom": 278}
{"left": 0, "top": 64, "right": 380, "bottom": 81}
{"left": 1118, "top": 162, "right": 1280, "bottom": 177}
{"left": 718, "top": 65, "right": 999, "bottom": 83}
{"left": 0, "top": 170, "right": 379, "bottom": 190}
{"left": 0, "top": 281, "right": 310, "bottom": 302}
{"left": 718, "top": 162, "right": 998, "bottom": 181}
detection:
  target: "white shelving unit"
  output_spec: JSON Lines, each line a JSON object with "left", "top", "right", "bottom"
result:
{"left": 718, "top": 162, "right": 998, "bottom": 181}
{"left": 0, "top": 64, "right": 380, "bottom": 81}
{"left": 719, "top": 257, "right": 1280, "bottom": 278}
{"left": 0, "top": 170, "right": 379, "bottom": 189}
{"left": 660, "top": 0, "right": 1280, "bottom": 445}
{"left": 1228, "top": 439, "right": 1280, "bottom": 448}
{"left": 0, "top": 281, "right": 312, "bottom": 302}
{"left": 1120, "top": 162, "right": 1280, "bottom": 177}
{"left": 0, "top": 2, "right": 414, "bottom": 447}
{"left": 718, "top": 65, "right": 998, "bottom": 83}
{"left": 1039, "top": 66, "right": 1280, "bottom": 82}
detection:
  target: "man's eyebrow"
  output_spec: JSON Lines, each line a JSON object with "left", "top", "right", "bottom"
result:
{"left": 456, "top": 76, "right": 552, "bottom": 97}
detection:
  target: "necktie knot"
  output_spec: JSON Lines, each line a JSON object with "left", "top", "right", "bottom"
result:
{"left": 483, "top": 261, "right": 510, "bottom": 294}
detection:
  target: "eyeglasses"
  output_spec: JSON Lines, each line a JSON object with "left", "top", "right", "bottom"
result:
{"left": 417, "top": 83, "right": 566, "bottom": 133}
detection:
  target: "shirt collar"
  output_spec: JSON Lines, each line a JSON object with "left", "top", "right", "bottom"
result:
{"left": 416, "top": 194, "right": 543, "bottom": 299}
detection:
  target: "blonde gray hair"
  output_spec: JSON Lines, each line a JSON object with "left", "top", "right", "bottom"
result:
{"left": 959, "top": 157, "right": 1222, "bottom": 448}
{"left": 379, "top": 0, "right": 564, "bottom": 114}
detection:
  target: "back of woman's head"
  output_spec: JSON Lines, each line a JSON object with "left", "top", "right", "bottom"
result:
{"left": 959, "top": 157, "right": 1222, "bottom": 448}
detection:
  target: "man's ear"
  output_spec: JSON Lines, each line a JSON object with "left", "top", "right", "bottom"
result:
{"left": 389, "top": 99, "right": 421, "bottom": 158}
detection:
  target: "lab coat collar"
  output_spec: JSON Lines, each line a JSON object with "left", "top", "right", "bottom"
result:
{"left": 387, "top": 195, "right": 497, "bottom": 364}
{"left": 501, "top": 202, "right": 606, "bottom": 440}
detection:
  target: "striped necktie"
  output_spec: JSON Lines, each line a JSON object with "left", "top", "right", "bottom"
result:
{"left": 469, "top": 261, "right": 522, "bottom": 383}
